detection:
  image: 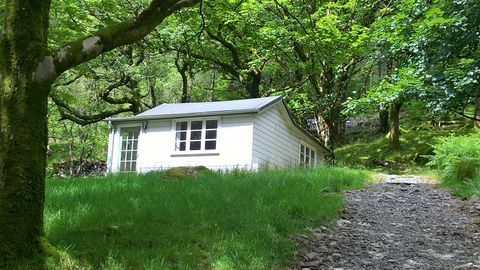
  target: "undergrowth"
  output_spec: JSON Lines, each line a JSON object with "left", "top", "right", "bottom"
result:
{"left": 43, "top": 167, "right": 369, "bottom": 269}
{"left": 429, "top": 132, "right": 480, "bottom": 198}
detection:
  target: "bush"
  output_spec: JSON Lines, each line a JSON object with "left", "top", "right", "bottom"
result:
{"left": 429, "top": 133, "right": 480, "bottom": 181}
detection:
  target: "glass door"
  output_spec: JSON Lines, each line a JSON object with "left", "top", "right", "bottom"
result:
{"left": 119, "top": 127, "right": 140, "bottom": 172}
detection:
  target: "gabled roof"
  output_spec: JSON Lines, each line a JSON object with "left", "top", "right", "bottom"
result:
{"left": 108, "top": 96, "right": 282, "bottom": 121}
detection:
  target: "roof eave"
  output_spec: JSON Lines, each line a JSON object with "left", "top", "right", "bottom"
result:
{"left": 107, "top": 108, "right": 260, "bottom": 122}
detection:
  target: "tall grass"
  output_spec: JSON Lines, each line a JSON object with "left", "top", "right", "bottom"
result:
{"left": 429, "top": 132, "right": 480, "bottom": 198}
{"left": 44, "top": 167, "right": 368, "bottom": 269}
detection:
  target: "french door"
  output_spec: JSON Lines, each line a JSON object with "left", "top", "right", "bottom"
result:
{"left": 119, "top": 127, "right": 140, "bottom": 172}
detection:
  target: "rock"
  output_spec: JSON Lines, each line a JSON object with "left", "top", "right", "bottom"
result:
{"left": 305, "top": 252, "right": 318, "bottom": 260}
{"left": 453, "top": 263, "right": 474, "bottom": 269}
{"left": 336, "top": 219, "right": 352, "bottom": 227}
{"left": 300, "top": 260, "right": 320, "bottom": 267}
{"left": 332, "top": 253, "right": 342, "bottom": 259}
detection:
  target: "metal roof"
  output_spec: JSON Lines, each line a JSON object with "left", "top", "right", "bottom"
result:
{"left": 109, "top": 96, "right": 282, "bottom": 121}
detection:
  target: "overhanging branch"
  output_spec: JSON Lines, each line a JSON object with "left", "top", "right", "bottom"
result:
{"left": 37, "top": 0, "right": 200, "bottom": 82}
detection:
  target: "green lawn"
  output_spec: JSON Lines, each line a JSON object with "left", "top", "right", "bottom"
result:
{"left": 44, "top": 167, "right": 369, "bottom": 269}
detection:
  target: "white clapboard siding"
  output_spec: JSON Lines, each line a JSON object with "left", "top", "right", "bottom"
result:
{"left": 252, "top": 103, "right": 324, "bottom": 169}
{"left": 109, "top": 115, "right": 254, "bottom": 172}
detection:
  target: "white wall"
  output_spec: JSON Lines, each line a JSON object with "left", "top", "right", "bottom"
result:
{"left": 107, "top": 114, "right": 254, "bottom": 172}
{"left": 252, "top": 103, "right": 325, "bottom": 169}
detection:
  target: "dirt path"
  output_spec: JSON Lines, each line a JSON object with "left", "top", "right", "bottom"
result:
{"left": 293, "top": 175, "right": 480, "bottom": 270}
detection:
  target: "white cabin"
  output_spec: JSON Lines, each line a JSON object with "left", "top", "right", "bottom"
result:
{"left": 106, "top": 96, "right": 328, "bottom": 172}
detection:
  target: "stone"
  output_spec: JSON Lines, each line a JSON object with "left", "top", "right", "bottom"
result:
{"left": 305, "top": 252, "right": 318, "bottom": 260}
{"left": 300, "top": 260, "right": 320, "bottom": 267}
{"left": 336, "top": 219, "right": 352, "bottom": 227}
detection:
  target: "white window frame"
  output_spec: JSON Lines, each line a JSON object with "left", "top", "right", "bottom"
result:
{"left": 299, "top": 141, "right": 316, "bottom": 168}
{"left": 172, "top": 117, "right": 220, "bottom": 154}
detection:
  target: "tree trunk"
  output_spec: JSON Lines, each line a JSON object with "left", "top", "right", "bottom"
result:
{"left": 0, "top": 0, "right": 52, "bottom": 264}
{"left": 245, "top": 70, "right": 262, "bottom": 98}
{"left": 379, "top": 105, "right": 389, "bottom": 134}
{"left": 389, "top": 101, "right": 402, "bottom": 150}
{"left": 0, "top": 73, "right": 51, "bottom": 264}
{"left": 475, "top": 95, "right": 480, "bottom": 129}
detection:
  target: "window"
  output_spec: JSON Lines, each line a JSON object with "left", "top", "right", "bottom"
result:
{"left": 175, "top": 119, "right": 218, "bottom": 152}
{"left": 300, "top": 143, "right": 316, "bottom": 167}
{"left": 120, "top": 127, "right": 140, "bottom": 172}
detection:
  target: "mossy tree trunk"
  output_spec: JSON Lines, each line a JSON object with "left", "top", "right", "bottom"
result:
{"left": 0, "top": 0, "right": 52, "bottom": 262}
{"left": 389, "top": 101, "right": 402, "bottom": 150}
{"left": 0, "top": 0, "right": 200, "bottom": 264}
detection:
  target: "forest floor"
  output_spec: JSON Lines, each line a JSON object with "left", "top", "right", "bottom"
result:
{"left": 292, "top": 175, "right": 480, "bottom": 270}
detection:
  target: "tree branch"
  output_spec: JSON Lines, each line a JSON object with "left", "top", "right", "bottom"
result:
{"left": 37, "top": 0, "right": 200, "bottom": 82}
{"left": 50, "top": 94, "right": 132, "bottom": 125}
{"left": 206, "top": 28, "right": 242, "bottom": 68}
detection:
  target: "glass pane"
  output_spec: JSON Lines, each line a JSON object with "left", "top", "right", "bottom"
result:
{"left": 176, "top": 131, "right": 186, "bottom": 141}
{"left": 132, "top": 152, "right": 137, "bottom": 161}
{"left": 176, "top": 121, "right": 187, "bottom": 131}
{"left": 176, "top": 141, "right": 186, "bottom": 151}
{"left": 122, "top": 141, "right": 127, "bottom": 150}
{"left": 190, "top": 130, "right": 202, "bottom": 140}
{"left": 121, "top": 152, "right": 126, "bottom": 161}
{"left": 206, "top": 130, "right": 217, "bottom": 139}
{"left": 206, "top": 120, "right": 218, "bottom": 129}
{"left": 190, "top": 141, "right": 201, "bottom": 150}
{"left": 306, "top": 148, "right": 310, "bottom": 157}
{"left": 132, "top": 140, "right": 138, "bottom": 150}
{"left": 300, "top": 145, "right": 304, "bottom": 154}
{"left": 120, "top": 162, "right": 126, "bottom": 171}
{"left": 305, "top": 155, "right": 310, "bottom": 166}
{"left": 205, "top": 140, "right": 217, "bottom": 150}
{"left": 131, "top": 162, "right": 136, "bottom": 171}
{"left": 127, "top": 151, "right": 132, "bottom": 161}
{"left": 191, "top": 121, "right": 203, "bottom": 130}
{"left": 300, "top": 153, "right": 305, "bottom": 163}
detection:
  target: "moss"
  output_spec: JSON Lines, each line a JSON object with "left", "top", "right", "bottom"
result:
{"left": 163, "top": 166, "right": 212, "bottom": 180}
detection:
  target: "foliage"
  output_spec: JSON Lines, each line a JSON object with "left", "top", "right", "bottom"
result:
{"left": 44, "top": 167, "right": 369, "bottom": 269}
{"left": 431, "top": 131, "right": 480, "bottom": 198}
{"left": 336, "top": 101, "right": 474, "bottom": 172}
{"left": 428, "top": 133, "right": 480, "bottom": 181}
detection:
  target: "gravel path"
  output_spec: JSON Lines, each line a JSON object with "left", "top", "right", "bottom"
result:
{"left": 293, "top": 175, "right": 480, "bottom": 270}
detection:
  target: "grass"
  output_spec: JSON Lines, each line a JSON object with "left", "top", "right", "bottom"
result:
{"left": 43, "top": 167, "right": 369, "bottom": 269}
{"left": 438, "top": 174, "right": 480, "bottom": 198}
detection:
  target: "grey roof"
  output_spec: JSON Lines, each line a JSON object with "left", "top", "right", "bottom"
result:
{"left": 109, "top": 96, "right": 282, "bottom": 121}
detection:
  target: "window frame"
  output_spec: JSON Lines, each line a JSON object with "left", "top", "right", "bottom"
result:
{"left": 299, "top": 141, "right": 317, "bottom": 168}
{"left": 172, "top": 117, "right": 220, "bottom": 154}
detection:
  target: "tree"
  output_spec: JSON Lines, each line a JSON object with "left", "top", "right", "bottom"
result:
{"left": 268, "top": 0, "right": 391, "bottom": 150}
{"left": 0, "top": 0, "right": 200, "bottom": 264}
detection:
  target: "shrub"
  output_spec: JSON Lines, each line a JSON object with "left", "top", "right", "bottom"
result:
{"left": 429, "top": 133, "right": 480, "bottom": 181}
